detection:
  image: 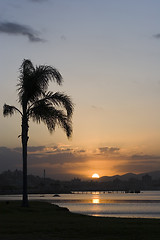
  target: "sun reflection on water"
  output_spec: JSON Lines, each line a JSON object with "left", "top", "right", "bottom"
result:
{"left": 92, "top": 198, "right": 100, "bottom": 204}
{"left": 92, "top": 192, "right": 100, "bottom": 204}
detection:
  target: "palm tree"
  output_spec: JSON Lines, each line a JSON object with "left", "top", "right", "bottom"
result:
{"left": 3, "top": 59, "right": 74, "bottom": 207}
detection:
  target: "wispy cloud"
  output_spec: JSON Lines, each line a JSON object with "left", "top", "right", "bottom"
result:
{"left": 0, "top": 21, "right": 45, "bottom": 42}
{"left": 114, "top": 161, "right": 160, "bottom": 174}
{"left": 130, "top": 154, "right": 160, "bottom": 161}
{"left": 153, "top": 33, "right": 160, "bottom": 39}
{"left": 99, "top": 147, "right": 120, "bottom": 154}
{"left": 14, "top": 146, "right": 45, "bottom": 153}
{"left": 0, "top": 147, "right": 21, "bottom": 170}
{"left": 113, "top": 153, "right": 160, "bottom": 174}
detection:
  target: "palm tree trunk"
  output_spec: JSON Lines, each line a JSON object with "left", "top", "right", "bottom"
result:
{"left": 22, "top": 114, "right": 29, "bottom": 207}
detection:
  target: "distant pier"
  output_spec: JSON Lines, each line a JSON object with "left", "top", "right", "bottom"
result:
{"left": 72, "top": 190, "right": 140, "bottom": 194}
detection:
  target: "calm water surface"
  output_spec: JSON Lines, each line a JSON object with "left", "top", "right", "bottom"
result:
{"left": 1, "top": 191, "right": 160, "bottom": 218}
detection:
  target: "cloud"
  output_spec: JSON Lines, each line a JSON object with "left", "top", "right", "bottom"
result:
{"left": 0, "top": 145, "right": 87, "bottom": 179}
{"left": 14, "top": 146, "right": 45, "bottom": 153}
{"left": 29, "top": 152, "right": 85, "bottom": 165}
{"left": 99, "top": 147, "right": 120, "bottom": 154}
{"left": 60, "top": 35, "right": 67, "bottom": 41}
{"left": 0, "top": 144, "right": 87, "bottom": 166}
{"left": 0, "top": 21, "right": 45, "bottom": 42}
{"left": 153, "top": 33, "right": 160, "bottom": 39}
{"left": 113, "top": 153, "right": 160, "bottom": 174}
{"left": 114, "top": 160, "right": 160, "bottom": 174}
{"left": 0, "top": 147, "right": 22, "bottom": 170}
{"left": 131, "top": 154, "right": 160, "bottom": 160}
{"left": 91, "top": 105, "right": 104, "bottom": 111}
{"left": 76, "top": 149, "right": 86, "bottom": 153}
{"left": 14, "top": 145, "right": 86, "bottom": 158}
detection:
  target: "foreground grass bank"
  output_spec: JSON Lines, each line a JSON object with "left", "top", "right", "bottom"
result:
{"left": 0, "top": 201, "right": 160, "bottom": 240}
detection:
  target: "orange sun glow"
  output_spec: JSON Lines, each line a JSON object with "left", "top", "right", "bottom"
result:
{"left": 92, "top": 173, "right": 100, "bottom": 179}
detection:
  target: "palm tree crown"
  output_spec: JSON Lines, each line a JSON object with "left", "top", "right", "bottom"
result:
{"left": 4, "top": 59, "right": 73, "bottom": 137}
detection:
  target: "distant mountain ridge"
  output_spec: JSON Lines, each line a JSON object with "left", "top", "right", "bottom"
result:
{"left": 99, "top": 171, "right": 160, "bottom": 182}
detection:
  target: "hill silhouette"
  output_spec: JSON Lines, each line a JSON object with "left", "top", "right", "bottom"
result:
{"left": 99, "top": 171, "right": 160, "bottom": 182}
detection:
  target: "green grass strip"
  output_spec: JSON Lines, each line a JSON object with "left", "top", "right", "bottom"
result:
{"left": 0, "top": 201, "right": 160, "bottom": 240}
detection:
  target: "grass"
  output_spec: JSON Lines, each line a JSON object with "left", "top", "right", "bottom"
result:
{"left": 0, "top": 201, "right": 160, "bottom": 239}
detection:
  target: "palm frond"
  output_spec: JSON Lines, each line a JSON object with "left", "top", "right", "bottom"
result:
{"left": 30, "top": 102, "right": 56, "bottom": 131}
{"left": 17, "top": 59, "right": 63, "bottom": 104}
{"left": 35, "top": 65, "right": 63, "bottom": 86}
{"left": 38, "top": 91, "right": 74, "bottom": 118}
{"left": 57, "top": 114, "right": 72, "bottom": 138}
{"left": 29, "top": 101, "right": 72, "bottom": 137}
{"left": 21, "top": 59, "right": 35, "bottom": 75}
{"left": 3, "top": 104, "right": 22, "bottom": 117}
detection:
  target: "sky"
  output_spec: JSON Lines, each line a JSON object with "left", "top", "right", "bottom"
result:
{"left": 0, "top": 0, "right": 160, "bottom": 180}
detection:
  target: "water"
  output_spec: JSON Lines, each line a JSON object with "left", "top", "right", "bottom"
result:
{"left": 51, "top": 191, "right": 160, "bottom": 218}
{"left": 1, "top": 191, "right": 160, "bottom": 218}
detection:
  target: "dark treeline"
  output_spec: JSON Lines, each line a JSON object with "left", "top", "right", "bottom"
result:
{"left": 1, "top": 170, "right": 160, "bottom": 194}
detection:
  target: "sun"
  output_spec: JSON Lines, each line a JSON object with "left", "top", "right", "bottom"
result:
{"left": 92, "top": 173, "right": 100, "bottom": 179}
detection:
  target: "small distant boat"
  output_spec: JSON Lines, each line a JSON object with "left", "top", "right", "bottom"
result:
{"left": 130, "top": 190, "right": 134, "bottom": 193}
{"left": 125, "top": 190, "right": 140, "bottom": 194}
{"left": 53, "top": 194, "right": 60, "bottom": 197}
{"left": 135, "top": 190, "right": 140, "bottom": 193}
